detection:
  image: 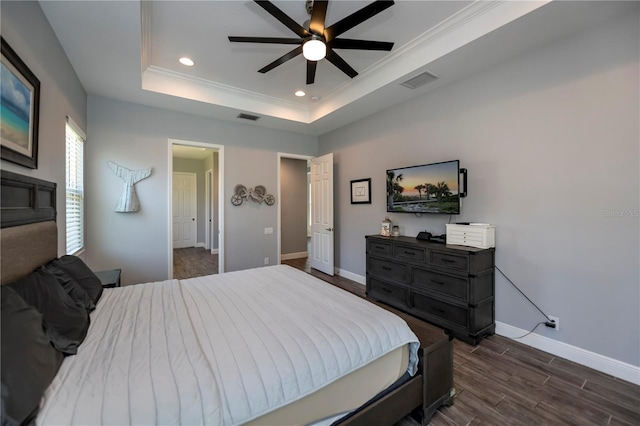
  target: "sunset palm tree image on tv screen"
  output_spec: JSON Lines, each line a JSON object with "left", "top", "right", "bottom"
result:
{"left": 387, "top": 160, "right": 460, "bottom": 214}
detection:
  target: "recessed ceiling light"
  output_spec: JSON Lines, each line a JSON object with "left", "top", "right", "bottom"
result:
{"left": 311, "top": 96, "right": 321, "bottom": 102}
{"left": 294, "top": 90, "right": 306, "bottom": 97}
{"left": 179, "top": 57, "right": 195, "bottom": 67}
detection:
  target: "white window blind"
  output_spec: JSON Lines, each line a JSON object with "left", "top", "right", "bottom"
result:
{"left": 66, "top": 119, "right": 85, "bottom": 255}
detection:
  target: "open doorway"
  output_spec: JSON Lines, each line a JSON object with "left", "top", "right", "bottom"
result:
{"left": 277, "top": 153, "right": 315, "bottom": 268}
{"left": 169, "top": 139, "right": 225, "bottom": 279}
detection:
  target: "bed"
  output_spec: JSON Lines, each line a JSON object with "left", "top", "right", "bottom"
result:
{"left": 0, "top": 170, "right": 454, "bottom": 425}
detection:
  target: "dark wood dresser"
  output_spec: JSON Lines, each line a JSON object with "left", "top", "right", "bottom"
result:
{"left": 366, "top": 235, "right": 495, "bottom": 345}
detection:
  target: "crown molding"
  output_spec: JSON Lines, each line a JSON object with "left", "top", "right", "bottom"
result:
{"left": 142, "top": 66, "right": 312, "bottom": 123}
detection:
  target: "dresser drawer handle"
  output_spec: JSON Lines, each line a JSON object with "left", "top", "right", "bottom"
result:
{"left": 403, "top": 251, "right": 415, "bottom": 256}
{"left": 433, "top": 307, "right": 445, "bottom": 314}
{"left": 431, "top": 280, "right": 445, "bottom": 285}
{"left": 382, "top": 266, "right": 392, "bottom": 271}
{"left": 375, "top": 245, "right": 386, "bottom": 250}
{"left": 440, "top": 258, "right": 456, "bottom": 263}
{"left": 382, "top": 288, "right": 392, "bottom": 293}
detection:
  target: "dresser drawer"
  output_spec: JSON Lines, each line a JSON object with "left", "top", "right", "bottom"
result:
{"left": 429, "top": 250, "right": 468, "bottom": 272}
{"left": 412, "top": 292, "right": 468, "bottom": 328}
{"left": 395, "top": 245, "right": 426, "bottom": 263}
{"left": 413, "top": 268, "right": 468, "bottom": 301}
{"left": 368, "top": 240, "right": 393, "bottom": 256}
{"left": 368, "top": 278, "right": 409, "bottom": 308}
{"left": 368, "top": 257, "right": 409, "bottom": 283}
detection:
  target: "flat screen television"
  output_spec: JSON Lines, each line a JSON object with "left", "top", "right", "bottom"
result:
{"left": 386, "top": 160, "right": 462, "bottom": 214}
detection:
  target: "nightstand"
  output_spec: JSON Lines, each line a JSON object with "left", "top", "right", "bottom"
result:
{"left": 95, "top": 269, "right": 121, "bottom": 288}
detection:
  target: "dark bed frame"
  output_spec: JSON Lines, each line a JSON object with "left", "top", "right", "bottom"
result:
{"left": 0, "top": 170, "right": 454, "bottom": 425}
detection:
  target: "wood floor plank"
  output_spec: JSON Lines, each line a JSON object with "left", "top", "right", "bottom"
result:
{"left": 433, "top": 392, "right": 476, "bottom": 425}
{"left": 503, "top": 350, "right": 586, "bottom": 389}
{"left": 494, "top": 397, "right": 572, "bottom": 426}
{"left": 539, "top": 376, "right": 612, "bottom": 424}
{"left": 473, "top": 336, "right": 509, "bottom": 356}
{"left": 583, "top": 379, "right": 640, "bottom": 416}
{"left": 550, "top": 356, "right": 618, "bottom": 384}
{"left": 492, "top": 334, "right": 555, "bottom": 364}
{"left": 609, "top": 414, "right": 637, "bottom": 426}
{"left": 454, "top": 346, "right": 516, "bottom": 384}
{"left": 427, "top": 411, "right": 460, "bottom": 426}
{"left": 533, "top": 400, "right": 602, "bottom": 426}
{"left": 454, "top": 363, "right": 508, "bottom": 406}
{"left": 452, "top": 389, "right": 507, "bottom": 425}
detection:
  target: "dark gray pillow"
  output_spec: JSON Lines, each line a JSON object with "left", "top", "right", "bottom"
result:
{"left": 1, "top": 286, "right": 64, "bottom": 426}
{"left": 7, "top": 268, "right": 90, "bottom": 355}
{"left": 43, "top": 263, "right": 96, "bottom": 312}
{"left": 50, "top": 255, "right": 103, "bottom": 304}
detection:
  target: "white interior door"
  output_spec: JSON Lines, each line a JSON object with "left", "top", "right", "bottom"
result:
{"left": 310, "top": 153, "right": 334, "bottom": 275}
{"left": 173, "top": 172, "right": 197, "bottom": 249}
{"left": 205, "top": 169, "right": 213, "bottom": 250}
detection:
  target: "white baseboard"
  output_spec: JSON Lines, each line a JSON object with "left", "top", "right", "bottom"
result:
{"left": 210, "top": 248, "right": 219, "bottom": 254}
{"left": 335, "top": 268, "right": 365, "bottom": 285}
{"left": 281, "top": 251, "right": 308, "bottom": 260}
{"left": 496, "top": 322, "right": 640, "bottom": 385}
{"left": 195, "top": 242, "right": 205, "bottom": 248}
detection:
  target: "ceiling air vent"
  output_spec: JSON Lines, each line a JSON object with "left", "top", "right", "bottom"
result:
{"left": 237, "top": 113, "right": 260, "bottom": 121}
{"left": 400, "top": 71, "right": 439, "bottom": 90}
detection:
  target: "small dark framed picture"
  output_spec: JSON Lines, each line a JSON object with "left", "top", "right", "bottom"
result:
{"left": 350, "top": 178, "right": 371, "bottom": 204}
{"left": 1, "top": 37, "right": 40, "bottom": 169}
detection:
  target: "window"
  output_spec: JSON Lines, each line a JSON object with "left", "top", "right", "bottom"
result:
{"left": 65, "top": 118, "right": 85, "bottom": 255}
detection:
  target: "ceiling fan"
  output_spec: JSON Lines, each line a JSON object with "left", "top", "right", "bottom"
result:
{"left": 229, "top": 0, "right": 395, "bottom": 85}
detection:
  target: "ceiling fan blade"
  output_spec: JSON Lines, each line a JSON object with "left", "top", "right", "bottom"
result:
{"left": 329, "top": 38, "right": 393, "bottom": 51}
{"left": 325, "top": 48, "right": 358, "bottom": 78}
{"left": 258, "top": 45, "right": 303, "bottom": 73}
{"left": 255, "top": 0, "right": 310, "bottom": 38}
{"left": 324, "top": 0, "right": 394, "bottom": 42}
{"left": 229, "top": 36, "right": 303, "bottom": 45}
{"left": 306, "top": 60, "right": 317, "bottom": 85}
{"left": 309, "top": 0, "right": 328, "bottom": 36}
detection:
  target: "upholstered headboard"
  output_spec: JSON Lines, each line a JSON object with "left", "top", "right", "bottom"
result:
{"left": 1, "top": 170, "right": 57, "bottom": 284}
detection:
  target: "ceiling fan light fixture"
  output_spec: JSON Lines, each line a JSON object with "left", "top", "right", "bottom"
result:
{"left": 303, "top": 38, "right": 326, "bottom": 61}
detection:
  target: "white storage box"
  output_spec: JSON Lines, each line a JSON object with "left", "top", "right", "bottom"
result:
{"left": 446, "top": 223, "right": 495, "bottom": 249}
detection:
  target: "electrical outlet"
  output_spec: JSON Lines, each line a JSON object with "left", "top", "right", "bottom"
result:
{"left": 548, "top": 315, "right": 560, "bottom": 331}
{"left": 264, "top": 257, "right": 269, "bottom": 265}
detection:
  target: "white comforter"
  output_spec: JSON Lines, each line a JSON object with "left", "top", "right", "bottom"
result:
{"left": 38, "top": 265, "right": 419, "bottom": 425}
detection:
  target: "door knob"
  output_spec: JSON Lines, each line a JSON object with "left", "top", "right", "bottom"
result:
{"left": 325, "top": 227, "right": 333, "bottom": 231}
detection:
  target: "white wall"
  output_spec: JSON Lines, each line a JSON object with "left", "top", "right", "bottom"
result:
{"left": 1, "top": 1, "right": 87, "bottom": 256}
{"left": 86, "top": 96, "right": 317, "bottom": 285}
{"left": 319, "top": 12, "right": 639, "bottom": 368}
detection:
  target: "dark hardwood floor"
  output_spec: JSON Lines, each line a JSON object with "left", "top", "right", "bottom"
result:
{"left": 173, "top": 247, "right": 218, "bottom": 279}
{"left": 282, "top": 256, "right": 640, "bottom": 425}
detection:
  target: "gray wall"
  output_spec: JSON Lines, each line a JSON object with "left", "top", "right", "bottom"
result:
{"left": 86, "top": 95, "right": 317, "bottom": 285}
{"left": 281, "top": 158, "right": 308, "bottom": 255}
{"left": 319, "top": 12, "right": 639, "bottom": 366}
{"left": 173, "top": 157, "right": 206, "bottom": 245}
{"left": 0, "top": 1, "right": 87, "bottom": 256}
